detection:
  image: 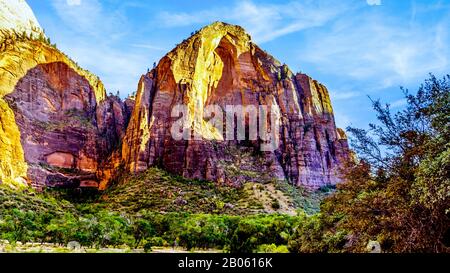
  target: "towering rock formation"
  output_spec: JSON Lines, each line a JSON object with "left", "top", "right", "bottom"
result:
{"left": 0, "top": 0, "right": 128, "bottom": 189}
{"left": 121, "top": 22, "right": 351, "bottom": 189}
{"left": 0, "top": 1, "right": 350, "bottom": 190}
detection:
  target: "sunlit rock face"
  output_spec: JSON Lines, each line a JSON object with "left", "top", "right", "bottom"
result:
{"left": 122, "top": 22, "right": 351, "bottom": 188}
{"left": 0, "top": 0, "right": 43, "bottom": 38}
{"left": 4, "top": 62, "right": 128, "bottom": 189}
{"left": 0, "top": 0, "right": 118, "bottom": 189}
{"left": 0, "top": 0, "right": 350, "bottom": 190}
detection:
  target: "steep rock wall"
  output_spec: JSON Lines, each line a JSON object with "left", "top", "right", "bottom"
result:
{"left": 121, "top": 22, "right": 351, "bottom": 188}
{"left": 3, "top": 61, "right": 126, "bottom": 189}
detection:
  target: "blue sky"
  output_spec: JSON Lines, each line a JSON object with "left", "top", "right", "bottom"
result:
{"left": 27, "top": 0, "right": 450, "bottom": 130}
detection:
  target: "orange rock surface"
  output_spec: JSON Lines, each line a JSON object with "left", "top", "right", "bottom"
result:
{"left": 0, "top": 1, "right": 350, "bottom": 190}
{"left": 121, "top": 22, "right": 351, "bottom": 188}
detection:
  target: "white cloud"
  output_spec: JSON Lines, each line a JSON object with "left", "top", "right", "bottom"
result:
{"left": 57, "top": 40, "right": 150, "bottom": 94}
{"left": 130, "top": 43, "right": 167, "bottom": 51}
{"left": 45, "top": 0, "right": 449, "bottom": 104}
{"left": 157, "top": 0, "right": 352, "bottom": 43}
{"left": 390, "top": 99, "right": 407, "bottom": 109}
{"left": 366, "top": 0, "right": 381, "bottom": 6}
{"left": 48, "top": 0, "right": 157, "bottom": 95}
{"left": 66, "top": 0, "right": 81, "bottom": 6}
{"left": 51, "top": 0, "right": 127, "bottom": 38}
{"left": 330, "top": 90, "right": 361, "bottom": 100}
{"left": 298, "top": 13, "right": 449, "bottom": 89}
{"left": 334, "top": 111, "right": 353, "bottom": 129}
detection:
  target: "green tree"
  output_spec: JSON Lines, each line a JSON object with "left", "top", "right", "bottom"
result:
{"left": 132, "top": 218, "right": 154, "bottom": 248}
{"left": 229, "top": 219, "right": 263, "bottom": 253}
{"left": 289, "top": 74, "right": 450, "bottom": 253}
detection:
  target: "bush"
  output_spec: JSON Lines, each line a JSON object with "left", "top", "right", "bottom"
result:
{"left": 271, "top": 200, "right": 281, "bottom": 210}
{"left": 149, "top": 237, "right": 166, "bottom": 247}
{"left": 143, "top": 241, "right": 152, "bottom": 253}
{"left": 289, "top": 74, "right": 450, "bottom": 253}
{"left": 258, "top": 244, "right": 289, "bottom": 253}
{"left": 0, "top": 185, "right": 302, "bottom": 252}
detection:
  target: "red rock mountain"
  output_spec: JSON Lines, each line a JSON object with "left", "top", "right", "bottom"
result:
{"left": 120, "top": 22, "right": 351, "bottom": 189}
{"left": 0, "top": 1, "right": 350, "bottom": 190}
{"left": 4, "top": 62, "right": 130, "bottom": 189}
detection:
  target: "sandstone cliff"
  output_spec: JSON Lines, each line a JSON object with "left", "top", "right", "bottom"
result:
{"left": 0, "top": 1, "right": 350, "bottom": 191}
{"left": 0, "top": 0, "right": 126, "bottom": 189}
{"left": 0, "top": 0, "right": 43, "bottom": 38}
{"left": 121, "top": 22, "right": 351, "bottom": 189}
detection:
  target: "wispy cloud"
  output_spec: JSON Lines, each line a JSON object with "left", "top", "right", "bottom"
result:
{"left": 130, "top": 43, "right": 167, "bottom": 51}
{"left": 157, "top": 0, "right": 352, "bottom": 43}
{"left": 59, "top": 42, "right": 146, "bottom": 93}
{"left": 390, "top": 98, "right": 407, "bottom": 109}
{"left": 66, "top": 0, "right": 81, "bottom": 6}
{"left": 32, "top": 0, "right": 449, "bottom": 131}
{"left": 51, "top": 0, "right": 127, "bottom": 39}
{"left": 48, "top": 0, "right": 356, "bottom": 95}
{"left": 330, "top": 90, "right": 361, "bottom": 101}
{"left": 366, "top": 0, "right": 381, "bottom": 6}
{"left": 298, "top": 11, "right": 450, "bottom": 89}
{"left": 334, "top": 111, "right": 353, "bottom": 129}
{"left": 48, "top": 0, "right": 160, "bottom": 94}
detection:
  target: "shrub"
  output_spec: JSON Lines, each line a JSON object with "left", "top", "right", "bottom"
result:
{"left": 258, "top": 244, "right": 289, "bottom": 253}
{"left": 271, "top": 200, "right": 281, "bottom": 210}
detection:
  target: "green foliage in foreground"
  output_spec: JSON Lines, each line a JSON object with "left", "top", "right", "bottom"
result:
{"left": 0, "top": 185, "right": 301, "bottom": 252}
{"left": 289, "top": 74, "right": 450, "bottom": 253}
{"left": 0, "top": 166, "right": 330, "bottom": 253}
{"left": 1, "top": 76, "right": 447, "bottom": 253}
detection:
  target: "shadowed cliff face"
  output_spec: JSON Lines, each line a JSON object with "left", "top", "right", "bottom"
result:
{"left": 121, "top": 22, "right": 351, "bottom": 189}
{"left": 0, "top": 40, "right": 103, "bottom": 187}
{"left": 0, "top": 0, "right": 131, "bottom": 189}
{"left": 4, "top": 62, "right": 128, "bottom": 189}
{"left": 0, "top": 0, "right": 112, "bottom": 188}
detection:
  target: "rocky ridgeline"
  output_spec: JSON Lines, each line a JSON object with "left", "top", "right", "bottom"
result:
{"left": 121, "top": 22, "right": 351, "bottom": 189}
{"left": 0, "top": 1, "right": 350, "bottom": 190}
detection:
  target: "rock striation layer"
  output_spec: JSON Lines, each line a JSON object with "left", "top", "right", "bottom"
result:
{"left": 121, "top": 22, "right": 351, "bottom": 188}
{"left": 4, "top": 62, "right": 128, "bottom": 189}
{"left": 0, "top": 0, "right": 125, "bottom": 188}
{"left": 0, "top": 0, "right": 43, "bottom": 38}
{"left": 0, "top": 0, "right": 350, "bottom": 190}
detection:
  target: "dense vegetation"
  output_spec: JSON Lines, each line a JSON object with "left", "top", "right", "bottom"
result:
{"left": 289, "top": 74, "right": 449, "bottom": 253}
{"left": 0, "top": 75, "right": 448, "bottom": 253}
{"left": 1, "top": 167, "right": 317, "bottom": 252}
{"left": 0, "top": 185, "right": 298, "bottom": 252}
{"left": 97, "top": 167, "right": 328, "bottom": 215}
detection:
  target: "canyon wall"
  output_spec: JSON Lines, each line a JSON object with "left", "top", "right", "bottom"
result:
{"left": 0, "top": 1, "right": 127, "bottom": 188}
{"left": 0, "top": 1, "right": 350, "bottom": 190}
{"left": 121, "top": 22, "right": 351, "bottom": 188}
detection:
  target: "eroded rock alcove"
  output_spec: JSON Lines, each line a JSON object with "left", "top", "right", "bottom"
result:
{"left": 5, "top": 62, "right": 129, "bottom": 189}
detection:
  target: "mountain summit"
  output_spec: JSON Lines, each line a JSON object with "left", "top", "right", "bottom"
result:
{"left": 121, "top": 21, "right": 351, "bottom": 188}
{"left": 0, "top": 3, "right": 350, "bottom": 190}
{"left": 0, "top": 0, "right": 43, "bottom": 38}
